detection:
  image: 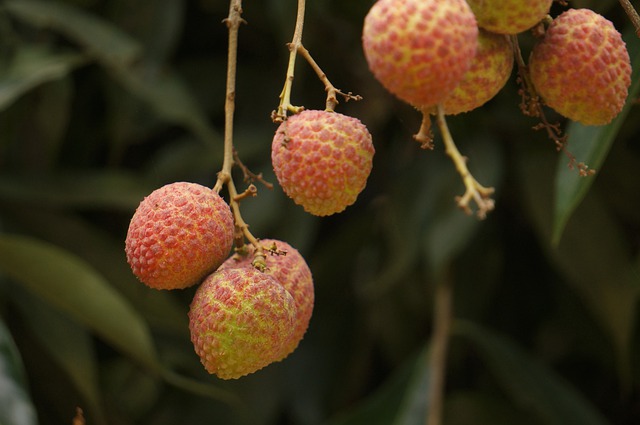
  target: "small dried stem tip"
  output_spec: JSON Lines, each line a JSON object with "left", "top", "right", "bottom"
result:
{"left": 297, "top": 45, "right": 362, "bottom": 112}
{"left": 233, "top": 148, "right": 274, "bottom": 189}
{"left": 435, "top": 104, "right": 495, "bottom": 219}
{"left": 413, "top": 106, "right": 436, "bottom": 149}
{"left": 619, "top": 0, "right": 640, "bottom": 38}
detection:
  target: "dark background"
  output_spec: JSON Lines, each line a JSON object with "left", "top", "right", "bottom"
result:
{"left": 0, "top": 0, "right": 639, "bottom": 424}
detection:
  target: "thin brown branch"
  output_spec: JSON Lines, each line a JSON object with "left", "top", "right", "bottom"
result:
{"left": 213, "top": 0, "right": 265, "bottom": 265}
{"left": 273, "top": 0, "right": 306, "bottom": 122}
{"left": 619, "top": 0, "right": 640, "bottom": 38}
{"left": 297, "top": 45, "right": 362, "bottom": 112}
{"left": 426, "top": 269, "right": 454, "bottom": 425}
{"left": 233, "top": 148, "right": 274, "bottom": 189}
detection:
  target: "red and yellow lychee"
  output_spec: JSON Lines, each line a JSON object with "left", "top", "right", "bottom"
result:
{"left": 219, "top": 239, "right": 314, "bottom": 360}
{"left": 467, "top": 0, "right": 553, "bottom": 35}
{"left": 125, "top": 182, "right": 234, "bottom": 290}
{"left": 271, "top": 110, "right": 374, "bottom": 216}
{"left": 440, "top": 30, "right": 514, "bottom": 115}
{"left": 362, "top": 0, "right": 478, "bottom": 108}
{"left": 188, "top": 268, "right": 296, "bottom": 379}
{"left": 529, "top": 8, "right": 632, "bottom": 126}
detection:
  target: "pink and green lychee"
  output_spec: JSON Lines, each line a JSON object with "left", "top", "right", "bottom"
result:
{"left": 271, "top": 110, "right": 374, "bottom": 216}
{"left": 440, "top": 30, "right": 514, "bottom": 115}
{"left": 220, "top": 239, "right": 314, "bottom": 360}
{"left": 125, "top": 182, "right": 234, "bottom": 290}
{"left": 188, "top": 268, "right": 296, "bottom": 379}
{"left": 467, "top": 0, "right": 553, "bottom": 35}
{"left": 362, "top": 0, "right": 478, "bottom": 108}
{"left": 529, "top": 8, "right": 631, "bottom": 126}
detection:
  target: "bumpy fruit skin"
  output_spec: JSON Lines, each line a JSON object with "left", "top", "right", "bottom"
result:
{"left": 188, "top": 268, "right": 296, "bottom": 379}
{"left": 220, "top": 239, "right": 314, "bottom": 360}
{"left": 125, "top": 182, "right": 234, "bottom": 290}
{"left": 271, "top": 110, "right": 374, "bottom": 216}
{"left": 441, "top": 30, "right": 514, "bottom": 115}
{"left": 362, "top": 0, "right": 478, "bottom": 108}
{"left": 467, "top": 0, "right": 553, "bottom": 34}
{"left": 529, "top": 9, "right": 632, "bottom": 126}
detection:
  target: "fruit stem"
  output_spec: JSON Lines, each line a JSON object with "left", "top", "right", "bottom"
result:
{"left": 435, "top": 104, "right": 495, "bottom": 219}
{"left": 214, "top": 0, "right": 266, "bottom": 264}
{"left": 619, "top": 0, "right": 640, "bottom": 38}
{"left": 273, "top": 0, "right": 306, "bottom": 122}
{"left": 414, "top": 107, "right": 436, "bottom": 149}
{"left": 297, "top": 44, "right": 362, "bottom": 112}
{"left": 214, "top": 0, "right": 245, "bottom": 194}
{"left": 272, "top": 0, "right": 361, "bottom": 120}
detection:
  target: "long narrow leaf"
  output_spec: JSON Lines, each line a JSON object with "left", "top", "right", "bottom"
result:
{"left": 0, "top": 235, "right": 159, "bottom": 370}
{"left": 5, "top": 0, "right": 141, "bottom": 67}
{"left": 0, "top": 46, "right": 85, "bottom": 111}
{"left": 0, "top": 317, "right": 39, "bottom": 425}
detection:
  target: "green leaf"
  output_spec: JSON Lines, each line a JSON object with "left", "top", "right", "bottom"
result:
{"left": 517, "top": 145, "right": 639, "bottom": 384}
{"left": 4, "top": 0, "right": 220, "bottom": 149}
{"left": 0, "top": 235, "right": 159, "bottom": 371}
{"left": 324, "top": 345, "right": 431, "bottom": 425}
{"left": 0, "top": 317, "right": 39, "bottom": 425}
{"left": 552, "top": 29, "right": 640, "bottom": 244}
{"left": 111, "top": 65, "right": 221, "bottom": 148}
{"left": 0, "top": 45, "right": 85, "bottom": 112}
{"left": 454, "top": 320, "right": 611, "bottom": 425}
{"left": 5, "top": 0, "right": 141, "bottom": 67}
{"left": 13, "top": 292, "right": 107, "bottom": 425}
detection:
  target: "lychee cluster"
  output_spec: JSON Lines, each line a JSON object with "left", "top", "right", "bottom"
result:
{"left": 361, "top": 0, "right": 631, "bottom": 124}
{"left": 271, "top": 110, "right": 375, "bottom": 216}
{"left": 126, "top": 183, "right": 314, "bottom": 379}
{"left": 189, "top": 240, "right": 314, "bottom": 379}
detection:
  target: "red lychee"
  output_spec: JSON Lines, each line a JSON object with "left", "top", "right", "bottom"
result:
{"left": 529, "top": 8, "right": 632, "bottom": 126}
{"left": 362, "top": 0, "right": 478, "bottom": 108}
{"left": 467, "top": 0, "right": 553, "bottom": 35}
{"left": 188, "top": 268, "right": 296, "bottom": 379}
{"left": 271, "top": 110, "right": 374, "bottom": 216}
{"left": 219, "top": 239, "right": 314, "bottom": 360}
{"left": 440, "top": 30, "right": 514, "bottom": 115}
{"left": 125, "top": 182, "right": 234, "bottom": 290}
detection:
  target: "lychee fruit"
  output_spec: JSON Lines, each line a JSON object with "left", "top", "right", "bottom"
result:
{"left": 529, "top": 8, "right": 632, "bottom": 126}
{"left": 125, "top": 182, "right": 234, "bottom": 290}
{"left": 362, "top": 0, "right": 478, "bottom": 108}
{"left": 188, "top": 268, "right": 296, "bottom": 379}
{"left": 440, "top": 30, "right": 514, "bottom": 115}
{"left": 219, "top": 239, "right": 314, "bottom": 360}
{"left": 271, "top": 110, "right": 374, "bottom": 216}
{"left": 466, "top": 0, "right": 553, "bottom": 35}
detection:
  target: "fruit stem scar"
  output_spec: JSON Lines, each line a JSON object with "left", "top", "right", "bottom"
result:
{"left": 435, "top": 104, "right": 495, "bottom": 219}
{"left": 414, "top": 107, "right": 435, "bottom": 149}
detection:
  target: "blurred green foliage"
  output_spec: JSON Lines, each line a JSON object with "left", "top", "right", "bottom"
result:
{"left": 0, "top": 0, "right": 639, "bottom": 424}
